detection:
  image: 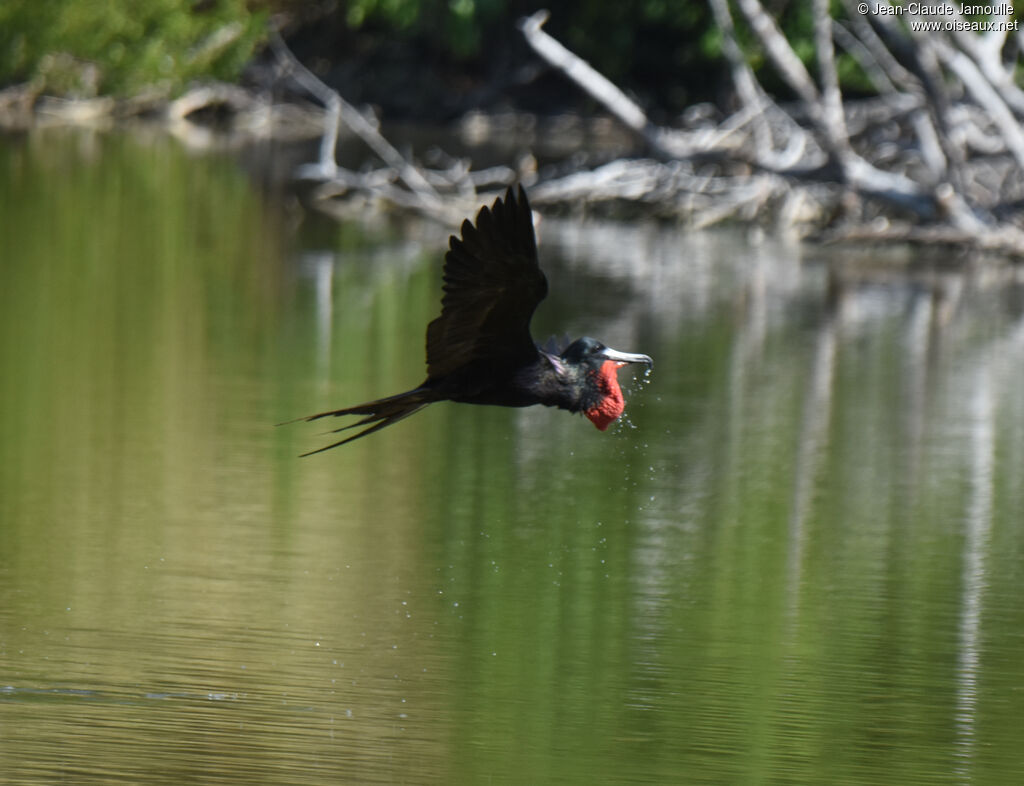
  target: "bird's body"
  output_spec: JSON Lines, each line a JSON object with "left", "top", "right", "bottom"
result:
{"left": 293, "top": 186, "right": 651, "bottom": 454}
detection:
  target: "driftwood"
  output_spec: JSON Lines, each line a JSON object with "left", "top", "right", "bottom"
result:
{"left": 9, "top": 8, "right": 1024, "bottom": 255}
{"left": 267, "top": 31, "right": 449, "bottom": 218}
{"left": 517, "top": 10, "right": 688, "bottom": 160}
{"left": 284, "top": 7, "right": 1024, "bottom": 255}
{"left": 517, "top": 8, "right": 991, "bottom": 236}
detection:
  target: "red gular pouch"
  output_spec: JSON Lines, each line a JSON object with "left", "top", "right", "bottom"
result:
{"left": 584, "top": 360, "right": 627, "bottom": 431}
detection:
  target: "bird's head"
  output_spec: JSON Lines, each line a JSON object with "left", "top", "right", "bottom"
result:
{"left": 559, "top": 336, "right": 653, "bottom": 431}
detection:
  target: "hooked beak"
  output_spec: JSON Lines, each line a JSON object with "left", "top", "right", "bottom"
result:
{"left": 598, "top": 346, "right": 653, "bottom": 369}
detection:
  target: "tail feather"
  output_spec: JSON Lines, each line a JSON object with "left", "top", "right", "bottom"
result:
{"left": 281, "top": 387, "right": 435, "bottom": 455}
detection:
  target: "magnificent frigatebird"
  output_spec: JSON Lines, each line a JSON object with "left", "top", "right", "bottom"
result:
{"left": 293, "top": 186, "right": 652, "bottom": 455}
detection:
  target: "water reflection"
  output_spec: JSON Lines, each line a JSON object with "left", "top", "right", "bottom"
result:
{"left": 1, "top": 130, "right": 1024, "bottom": 784}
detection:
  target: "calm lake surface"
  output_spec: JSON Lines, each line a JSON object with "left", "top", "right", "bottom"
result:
{"left": 2, "top": 129, "right": 1024, "bottom": 785}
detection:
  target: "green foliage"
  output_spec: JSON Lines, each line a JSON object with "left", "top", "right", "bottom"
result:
{"left": 0, "top": 0, "right": 267, "bottom": 96}
{"left": 339, "top": 0, "right": 506, "bottom": 59}
{"left": 0, "top": 0, "right": 879, "bottom": 108}
{"left": 325, "top": 0, "right": 872, "bottom": 111}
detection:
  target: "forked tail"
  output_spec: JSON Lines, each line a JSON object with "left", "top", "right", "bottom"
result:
{"left": 282, "top": 387, "right": 435, "bottom": 455}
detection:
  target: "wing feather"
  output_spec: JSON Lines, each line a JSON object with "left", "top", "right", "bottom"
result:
{"left": 425, "top": 186, "right": 547, "bottom": 380}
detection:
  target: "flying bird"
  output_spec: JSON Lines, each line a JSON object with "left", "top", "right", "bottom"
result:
{"left": 292, "top": 186, "right": 652, "bottom": 454}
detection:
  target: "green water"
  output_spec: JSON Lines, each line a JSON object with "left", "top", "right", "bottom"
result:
{"left": 2, "top": 129, "right": 1024, "bottom": 785}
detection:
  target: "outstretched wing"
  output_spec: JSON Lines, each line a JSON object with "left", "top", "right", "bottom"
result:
{"left": 425, "top": 186, "right": 548, "bottom": 380}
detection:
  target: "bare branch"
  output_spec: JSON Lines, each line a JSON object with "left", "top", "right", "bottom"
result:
{"left": 268, "top": 30, "right": 446, "bottom": 216}
{"left": 707, "top": 0, "right": 773, "bottom": 148}
{"left": 933, "top": 37, "right": 1024, "bottom": 173}
{"left": 518, "top": 11, "right": 685, "bottom": 159}
{"left": 813, "top": 0, "right": 847, "bottom": 140}
{"left": 733, "top": 0, "right": 821, "bottom": 109}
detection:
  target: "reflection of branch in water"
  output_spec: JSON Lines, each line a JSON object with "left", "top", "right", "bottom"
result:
{"left": 783, "top": 309, "right": 837, "bottom": 621}
{"left": 719, "top": 250, "right": 771, "bottom": 531}
{"left": 953, "top": 313, "right": 1024, "bottom": 777}
{"left": 954, "top": 364, "right": 994, "bottom": 778}
{"left": 298, "top": 251, "right": 335, "bottom": 386}
{"left": 899, "top": 288, "right": 935, "bottom": 501}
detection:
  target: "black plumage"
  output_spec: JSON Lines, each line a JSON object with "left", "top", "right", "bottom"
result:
{"left": 290, "top": 186, "right": 651, "bottom": 455}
